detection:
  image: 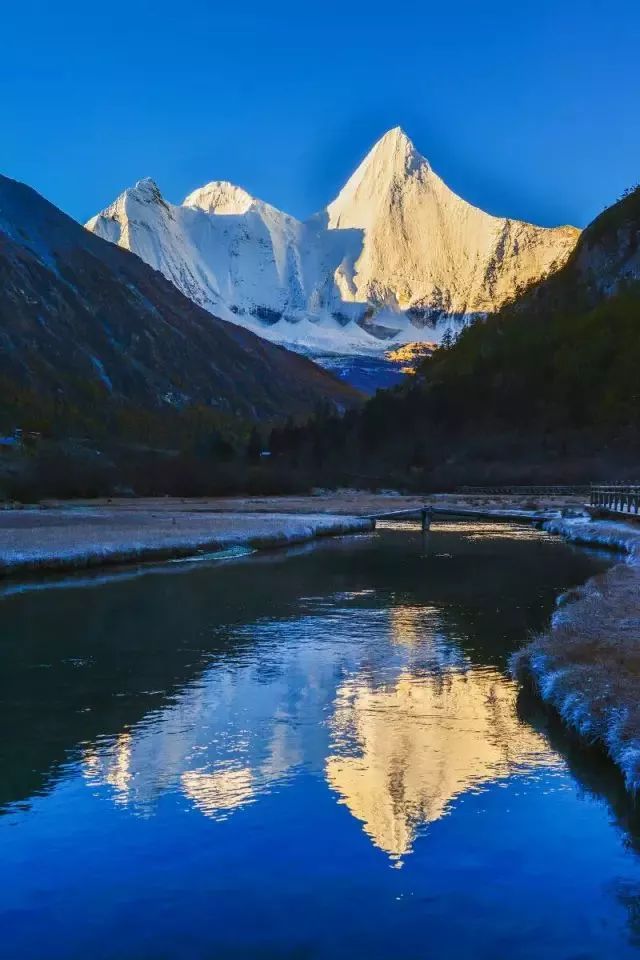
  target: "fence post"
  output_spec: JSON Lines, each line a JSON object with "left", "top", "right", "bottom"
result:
{"left": 591, "top": 484, "right": 640, "bottom": 516}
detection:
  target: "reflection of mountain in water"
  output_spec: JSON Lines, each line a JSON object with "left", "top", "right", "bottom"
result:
{"left": 82, "top": 632, "right": 331, "bottom": 819}
{"left": 181, "top": 766, "right": 255, "bottom": 818}
{"left": 82, "top": 597, "right": 557, "bottom": 859}
{"left": 326, "top": 665, "right": 556, "bottom": 860}
{"left": 389, "top": 604, "right": 462, "bottom": 660}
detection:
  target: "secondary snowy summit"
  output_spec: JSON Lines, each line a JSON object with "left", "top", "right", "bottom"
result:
{"left": 86, "top": 128, "right": 580, "bottom": 355}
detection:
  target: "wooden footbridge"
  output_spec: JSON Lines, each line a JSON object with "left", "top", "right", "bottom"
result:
{"left": 369, "top": 506, "right": 435, "bottom": 531}
{"left": 368, "top": 503, "right": 557, "bottom": 529}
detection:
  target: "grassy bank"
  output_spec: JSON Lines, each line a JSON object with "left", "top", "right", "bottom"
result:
{"left": 512, "top": 517, "right": 640, "bottom": 790}
{"left": 0, "top": 505, "right": 374, "bottom": 577}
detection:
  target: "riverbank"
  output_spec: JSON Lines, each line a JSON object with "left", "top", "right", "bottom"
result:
{"left": 0, "top": 490, "right": 585, "bottom": 577}
{"left": 0, "top": 505, "right": 374, "bottom": 576}
{"left": 0, "top": 489, "right": 592, "bottom": 577}
{"left": 32, "top": 489, "right": 587, "bottom": 518}
{"left": 4, "top": 491, "right": 640, "bottom": 792}
{"left": 512, "top": 515, "right": 640, "bottom": 791}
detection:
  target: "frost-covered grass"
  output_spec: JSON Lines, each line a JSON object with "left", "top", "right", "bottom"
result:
{"left": 543, "top": 515, "right": 640, "bottom": 560}
{"left": 512, "top": 516, "right": 640, "bottom": 790}
{"left": 0, "top": 508, "right": 374, "bottom": 576}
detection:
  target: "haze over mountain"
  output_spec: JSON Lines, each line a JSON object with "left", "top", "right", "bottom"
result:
{"left": 87, "top": 129, "right": 580, "bottom": 356}
{"left": 0, "top": 173, "right": 359, "bottom": 435}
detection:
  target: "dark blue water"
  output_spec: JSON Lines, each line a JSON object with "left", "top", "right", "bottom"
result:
{"left": 1, "top": 521, "right": 639, "bottom": 959}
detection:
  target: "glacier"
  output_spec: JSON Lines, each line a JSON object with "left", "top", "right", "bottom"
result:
{"left": 86, "top": 128, "right": 580, "bottom": 358}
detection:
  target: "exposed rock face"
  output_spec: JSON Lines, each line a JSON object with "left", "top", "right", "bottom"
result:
{"left": 560, "top": 186, "right": 640, "bottom": 298}
{"left": 384, "top": 341, "right": 435, "bottom": 374}
{"left": 511, "top": 184, "right": 640, "bottom": 316}
{"left": 87, "top": 128, "right": 580, "bottom": 355}
{"left": 0, "top": 174, "right": 360, "bottom": 424}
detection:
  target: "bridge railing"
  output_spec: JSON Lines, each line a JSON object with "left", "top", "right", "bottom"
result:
{"left": 456, "top": 484, "right": 590, "bottom": 496}
{"left": 590, "top": 484, "right": 640, "bottom": 515}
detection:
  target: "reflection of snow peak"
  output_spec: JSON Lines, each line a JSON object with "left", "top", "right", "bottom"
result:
{"left": 80, "top": 602, "right": 558, "bottom": 851}
{"left": 326, "top": 667, "right": 555, "bottom": 859}
{"left": 84, "top": 732, "right": 133, "bottom": 803}
{"left": 181, "top": 766, "right": 255, "bottom": 817}
{"left": 80, "top": 631, "right": 332, "bottom": 820}
{"left": 87, "top": 128, "right": 579, "bottom": 355}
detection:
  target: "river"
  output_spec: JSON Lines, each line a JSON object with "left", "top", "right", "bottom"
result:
{"left": 2, "top": 520, "right": 640, "bottom": 959}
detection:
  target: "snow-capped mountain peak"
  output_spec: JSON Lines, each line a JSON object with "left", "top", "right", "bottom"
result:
{"left": 129, "top": 177, "right": 164, "bottom": 202}
{"left": 85, "top": 177, "right": 169, "bottom": 246}
{"left": 183, "top": 181, "right": 257, "bottom": 215}
{"left": 86, "top": 129, "right": 581, "bottom": 356}
{"left": 323, "top": 129, "right": 579, "bottom": 322}
{"left": 362, "top": 126, "right": 425, "bottom": 171}
{"left": 327, "top": 127, "right": 428, "bottom": 230}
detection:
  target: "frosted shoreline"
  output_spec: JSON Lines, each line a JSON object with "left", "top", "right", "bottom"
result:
{"left": 512, "top": 515, "right": 640, "bottom": 791}
{"left": 0, "top": 507, "right": 374, "bottom": 576}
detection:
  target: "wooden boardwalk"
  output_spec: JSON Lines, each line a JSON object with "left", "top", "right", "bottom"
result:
{"left": 590, "top": 484, "right": 640, "bottom": 518}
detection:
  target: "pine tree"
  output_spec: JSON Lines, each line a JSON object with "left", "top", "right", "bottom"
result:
{"left": 440, "top": 328, "right": 453, "bottom": 350}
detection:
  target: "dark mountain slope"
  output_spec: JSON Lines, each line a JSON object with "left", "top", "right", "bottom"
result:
{"left": 512, "top": 184, "right": 640, "bottom": 313}
{"left": 0, "top": 175, "right": 359, "bottom": 435}
{"left": 421, "top": 186, "right": 640, "bottom": 436}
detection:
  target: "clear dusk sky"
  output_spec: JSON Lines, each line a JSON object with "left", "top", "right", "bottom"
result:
{"left": 2, "top": 0, "right": 639, "bottom": 228}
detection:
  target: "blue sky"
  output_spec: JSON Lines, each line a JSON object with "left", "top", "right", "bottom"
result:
{"left": 2, "top": 0, "right": 638, "bottom": 227}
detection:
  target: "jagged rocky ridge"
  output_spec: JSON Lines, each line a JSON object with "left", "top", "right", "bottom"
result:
{"left": 87, "top": 128, "right": 579, "bottom": 355}
{"left": 0, "top": 174, "right": 360, "bottom": 427}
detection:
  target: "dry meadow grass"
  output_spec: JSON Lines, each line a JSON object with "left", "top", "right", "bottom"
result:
{"left": 512, "top": 562, "right": 640, "bottom": 788}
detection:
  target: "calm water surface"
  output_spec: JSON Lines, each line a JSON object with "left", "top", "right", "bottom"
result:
{"left": 1, "top": 521, "right": 640, "bottom": 959}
